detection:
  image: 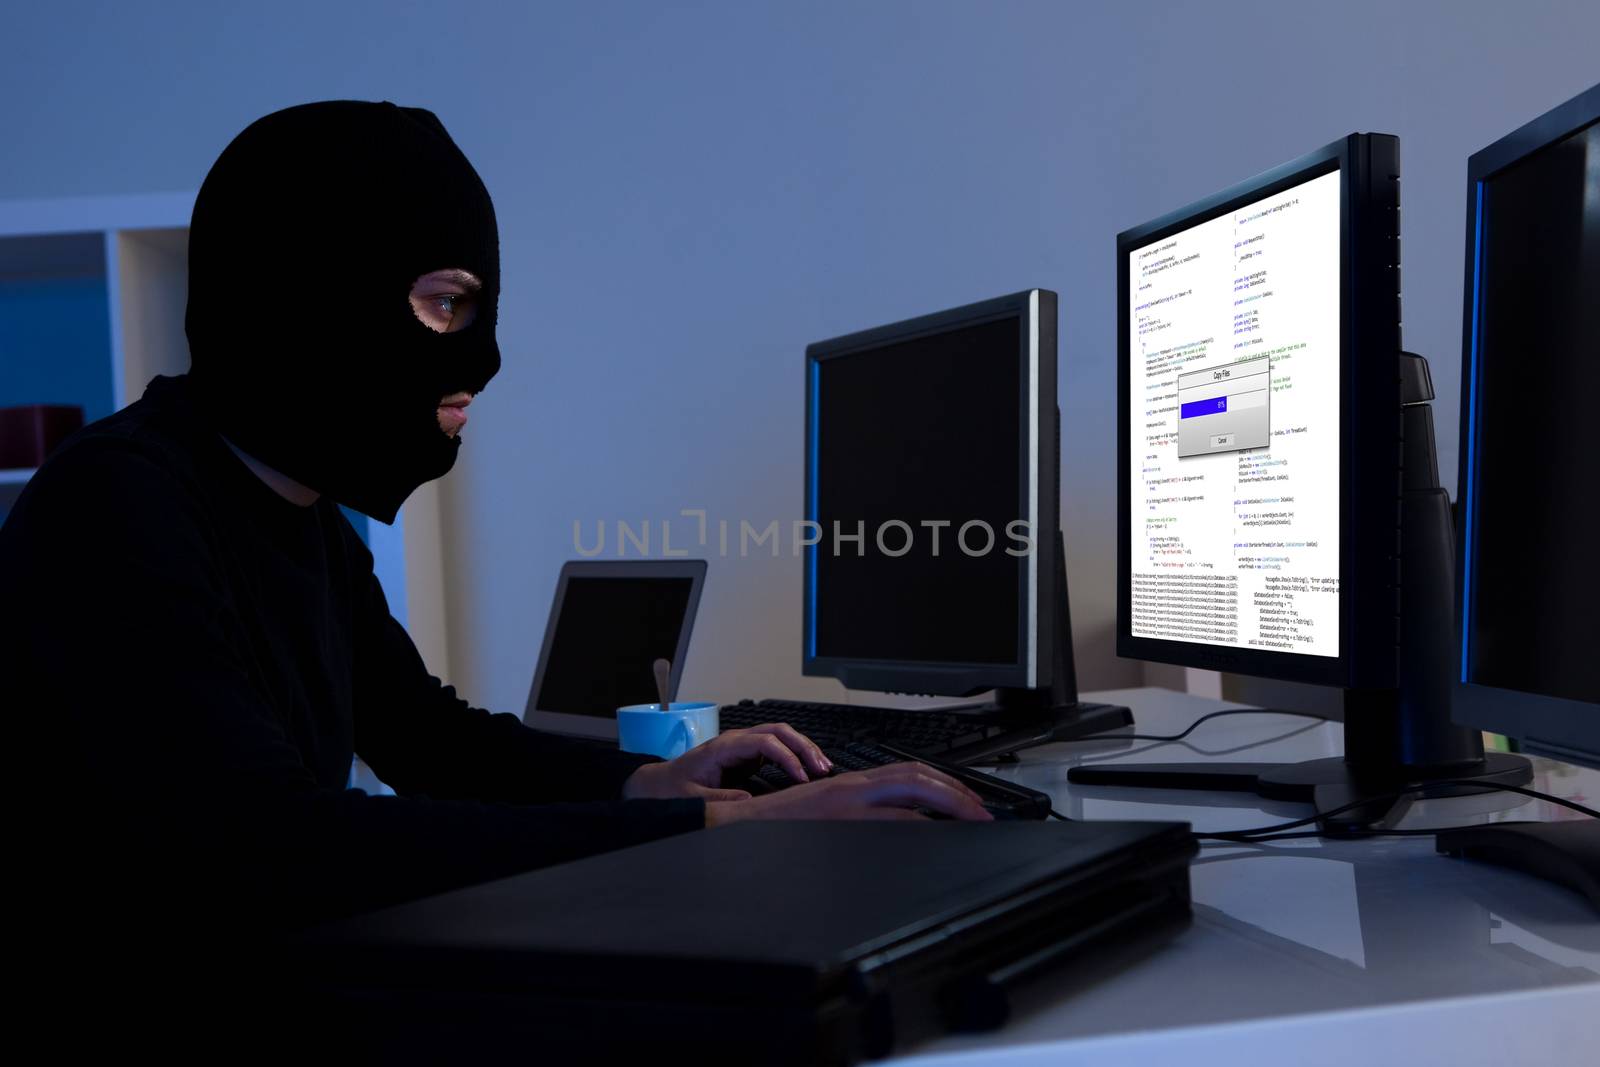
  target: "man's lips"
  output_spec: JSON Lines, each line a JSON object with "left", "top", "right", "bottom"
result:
{"left": 437, "top": 392, "right": 473, "bottom": 437}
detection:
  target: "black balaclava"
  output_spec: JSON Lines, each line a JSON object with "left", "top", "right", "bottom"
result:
{"left": 185, "top": 100, "right": 501, "bottom": 524}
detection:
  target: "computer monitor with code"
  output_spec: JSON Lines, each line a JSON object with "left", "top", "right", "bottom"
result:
{"left": 1077, "top": 133, "right": 1533, "bottom": 815}
{"left": 1126, "top": 166, "right": 1343, "bottom": 660}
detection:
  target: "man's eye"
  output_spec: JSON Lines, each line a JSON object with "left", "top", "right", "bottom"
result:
{"left": 412, "top": 289, "right": 477, "bottom": 332}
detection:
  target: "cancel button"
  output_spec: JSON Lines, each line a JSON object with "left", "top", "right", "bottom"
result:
{"left": 1210, "top": 433, "right": 1236, "bottom": 448}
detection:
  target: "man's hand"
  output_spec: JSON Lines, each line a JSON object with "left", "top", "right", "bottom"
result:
{"left": 704, "top": 762, "right": 994, "bottom": 825}
{"left": 621, "top": 722, "right": 833, "bottom": 802}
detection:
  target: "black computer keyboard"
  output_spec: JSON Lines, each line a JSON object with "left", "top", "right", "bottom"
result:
{"left": 720, "top": 697, "right": 1131, "bottom": 766}
{"left": 745, "top": 740, "right": 1053, "bottom": 820}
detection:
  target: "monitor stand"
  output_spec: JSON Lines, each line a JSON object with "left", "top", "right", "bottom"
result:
{"left": 1070, "top": 353, "right": 1532, "bottom": 831}
{"left": 934, "top": 533, "right": 1133, "bottom": 763}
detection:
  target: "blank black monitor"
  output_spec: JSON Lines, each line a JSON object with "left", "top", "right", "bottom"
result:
{"left": 803, "top": 291, "right": 1056, "bottom": 697}
{"left": 1454, "top": 82, "right": 1600, "bottom": 766}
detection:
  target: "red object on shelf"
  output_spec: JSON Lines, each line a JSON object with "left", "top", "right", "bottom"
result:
{"left": 0, "top": 405, "right": 84, "bottom": 468}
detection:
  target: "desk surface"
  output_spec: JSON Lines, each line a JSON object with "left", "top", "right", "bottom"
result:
{"left": 894, "top": 687, "right": 1600, "bottom": 1065}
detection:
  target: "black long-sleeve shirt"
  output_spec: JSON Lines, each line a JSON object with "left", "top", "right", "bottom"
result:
{"left": 2, "top": 374, "right": 704, "bottom": 955}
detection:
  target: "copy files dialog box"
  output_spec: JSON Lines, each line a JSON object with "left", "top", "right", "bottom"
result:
{"left": 1176, "top": 356, "right": 1270, "bottom": 457}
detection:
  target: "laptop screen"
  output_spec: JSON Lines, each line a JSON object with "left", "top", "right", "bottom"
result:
{"left": 533, "top": 575, "right": 697, "bottom": 718}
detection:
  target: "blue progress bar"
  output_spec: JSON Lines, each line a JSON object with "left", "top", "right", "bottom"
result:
{"left": 1180, "top": 396, "right": 1227, "bottom": 419}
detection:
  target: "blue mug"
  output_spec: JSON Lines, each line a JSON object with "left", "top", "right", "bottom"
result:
{"left": 616, "top": 701, "right": 720, "bottom": 760}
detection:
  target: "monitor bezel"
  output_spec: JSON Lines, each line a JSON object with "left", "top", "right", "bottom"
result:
{"left": 1453, "top": 83, "right": 1600, "bottom": 769}
{"left": 801, "top": 289, "right": 1055, "bottom": 697}
{"left": 1116, "top": 134, "right": 1400, "bottom": 689}
{"left": 522, "top": 558, "right": 708, "bottom": 729}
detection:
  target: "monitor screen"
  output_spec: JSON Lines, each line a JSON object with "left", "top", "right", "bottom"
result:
{"left": 1125, "top": 167, "right": 1342, "bottom": 658}
{"left": 533, "top": 576, "right": 696, "bottom": 717}
{"left": 1463, "top": 117, "right": 1599, "bottom": 706}
{"left": 811, "top": 314, "right": 1026, "bottom": 667}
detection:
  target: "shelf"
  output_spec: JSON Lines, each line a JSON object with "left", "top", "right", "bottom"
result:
{"left": 1, "top": 466, "right": 34, "bottom": 515}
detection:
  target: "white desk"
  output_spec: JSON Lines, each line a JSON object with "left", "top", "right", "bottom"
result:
{"left": 895, "top": 687, "right": 1600, "bottom": 1066}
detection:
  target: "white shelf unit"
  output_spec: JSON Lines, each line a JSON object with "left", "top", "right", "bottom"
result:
{"left": 0, "top": 193, "right": 452, "bottom": 679}
{"left": 0, "top": 468, "right": 37, "bottom": 516}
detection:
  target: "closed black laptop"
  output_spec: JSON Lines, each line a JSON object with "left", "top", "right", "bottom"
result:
{"left": 289, "top": 820, "right": 1196, "bottom": 1064}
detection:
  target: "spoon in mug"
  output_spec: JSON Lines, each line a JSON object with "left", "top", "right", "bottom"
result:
{"left": 652, "top": 657, "right": 672, "bottom": 711}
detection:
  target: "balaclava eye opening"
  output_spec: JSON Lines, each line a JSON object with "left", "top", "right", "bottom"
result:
{"left": 185, "top": 100, "right": 501, "bottom": 523}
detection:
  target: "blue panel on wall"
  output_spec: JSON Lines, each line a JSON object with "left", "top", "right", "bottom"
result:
{"left": 0, "top": 276, "right": 114, "bottom": 424}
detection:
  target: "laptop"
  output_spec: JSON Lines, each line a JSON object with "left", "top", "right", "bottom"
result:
{"left": 287, "top": 819, "right": 1197, "bottom": 1062}
{"left": 522, "top": 559, "right": 707, "bottom": 740}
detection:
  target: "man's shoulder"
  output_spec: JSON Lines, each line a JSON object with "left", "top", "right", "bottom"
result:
{"left": 29, "top": 402, "right": 207, "bottom": 505}
{"left": 2, "top": 378, "right": 221, "bottom": 546}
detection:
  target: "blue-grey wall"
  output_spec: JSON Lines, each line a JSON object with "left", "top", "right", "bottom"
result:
{"left": 3, "top": 1, "right": 1595, "bottom": 712}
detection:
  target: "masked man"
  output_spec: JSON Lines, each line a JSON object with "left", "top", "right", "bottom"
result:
{"left": 1, "top": 102, "right": 988, "bottom": 1011}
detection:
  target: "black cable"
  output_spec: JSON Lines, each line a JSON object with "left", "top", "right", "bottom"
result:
{"left": 1194, "top": 779, "right": 1598, "bottom": 842}
{"left": 1050, "top": 724, "right": 1597, "bottom": 837}
{"left": 1204, "top": 823, "right": 1588, "bottom": 846}
{"left": 1069, "top": 717, "right": 1327, "bottom": 766}
{"left": 1195, "top": 795, "right": 1381, "bottom": 841}
{"left": 1199, "top": 831, "right": 1326, "bottom": 846}
{"left": 1416, "top": 780, "right": 1599, "bottom": 819}
{"left": 1346, "top": 827, "right": 1492, "bottom": 838}
{"left": 1073, "top": 707, "right": 1329, "bottom": 745}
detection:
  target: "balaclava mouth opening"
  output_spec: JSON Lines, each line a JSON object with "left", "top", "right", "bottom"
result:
{"left": 185, "top": 99, "right": 501, "bottom": 524}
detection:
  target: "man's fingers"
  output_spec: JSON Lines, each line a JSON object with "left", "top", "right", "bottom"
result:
{"left": 860, "top": 773, "right": 992, "bottom": 821}
{"left": 704, "top": 730, "right": 811, "bottom": 782}
{"left": 741, "top": 722, "right": 831, "bottom": 776}
{"left": 857, "top": 807, "right": 931, "bottom": 821}
{"left": 862, "top": 761, "right": 987, "bottom": 807}
{"left": 742, "top": 732, "right": 810, "bottom": 782}
{"left": 695, "top": 786, "right": 753, "bottom": 802}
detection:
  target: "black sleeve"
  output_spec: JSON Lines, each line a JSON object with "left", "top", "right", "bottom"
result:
{"left": 3, "top": 443, "right": 704, "bottom": 934}
{"left": 348, "top": 539, "right": 662, "bottom": 804}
